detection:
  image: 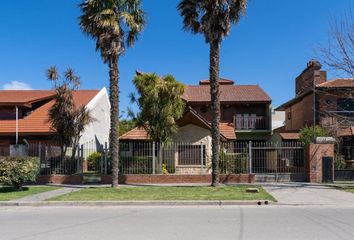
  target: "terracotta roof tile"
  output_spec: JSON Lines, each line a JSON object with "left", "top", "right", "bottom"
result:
{"left": 120, "top": 123, "right": 236, "bottom": 141}
{"left": 316, "top": 78, "right": 354, "bottom": 88}
{"left": 220, "top": 123, "right": 236, "bottom": 140}
{"left": 0, "top": 90, "right": 99, "bottom": 135}
{"left": 0, "top": 90, "right": 54, "bottom": 106}
{"left": 119, "top": 127, "right": 149, "bottom": 140}
{"left": 183, "top": 85, "right": 271, "bottom": 103}
{"left": 337, "top": 126, "right": 354, "bottom": 137}
{"left": 279, "top": 132, "right": 300, "bottom": 140}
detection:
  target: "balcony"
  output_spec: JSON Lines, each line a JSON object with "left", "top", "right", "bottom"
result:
{"left": 233, "top": 115, "right": 269, "bottom": 131}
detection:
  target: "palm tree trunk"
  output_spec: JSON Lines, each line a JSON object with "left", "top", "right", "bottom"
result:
{"left": 210, "top": 39, "right": 221, "bottom": 187}
{"left": 109, "top": 55, "right": 120, "bottom": 187}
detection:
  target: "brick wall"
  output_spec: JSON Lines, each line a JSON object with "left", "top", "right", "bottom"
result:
{"left": 101, "top": 174, "right": 255, "bottom": 185}
{"left": 36, "top": 175, "right": 83, "bottom": 184}
{"left": 306, "top": 143, "right": 334, "bottom": 183}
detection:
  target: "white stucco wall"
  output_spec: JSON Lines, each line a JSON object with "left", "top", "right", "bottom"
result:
{"left": 272, "top": 110, "right": 285, "bottom": 131}
{"left": 79, "top": 88, "right": 110, "bottom": 151}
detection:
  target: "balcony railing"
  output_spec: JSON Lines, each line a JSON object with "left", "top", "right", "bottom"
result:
{"left": 234, "top": 116, "right": 269, "bottom": 130}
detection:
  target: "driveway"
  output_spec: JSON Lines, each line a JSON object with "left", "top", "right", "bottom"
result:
{"left": 262, "top": 183, "right": 354, "bottom": 205}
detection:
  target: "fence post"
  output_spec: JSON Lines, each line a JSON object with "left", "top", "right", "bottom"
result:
{"left": 100, "top": 144, "right": 104, "bottom": 174}
{"left": 104, "top": 142, "right": 108, "bottom": 175}
{"left": 200, "top": 143, "right": 204, "bottom": 173}
{"left": 249, "top": 141, "right": 252, "bottom": 174}
{"left": 76, "top": 144, "right": 80, "bottom": 174}
{"left": 38, "top": 142, "right": 42, "bottom": 175}
{"left": 152, "top": 142, "right": 156, "bottom": 174}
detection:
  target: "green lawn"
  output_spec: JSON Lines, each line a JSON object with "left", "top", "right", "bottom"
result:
{"left": 51, "top": 185, "right": 275, "bottom": 201}
{"left": 0, "top": 186, "right": 61, "bottom": 201}
{"left": 343, "top": 188, "right": 354, "bottom": 194}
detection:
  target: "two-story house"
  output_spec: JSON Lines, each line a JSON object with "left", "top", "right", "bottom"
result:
{"left": 275, "top": 60, "right": 354, "bottom": 165}
{"left": 0, "top": 88, "right": 110, "bottom": 155}
{"left": 120, "top": 78, "right": 272, "bottom": 173}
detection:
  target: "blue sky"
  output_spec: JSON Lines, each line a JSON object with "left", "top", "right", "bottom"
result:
{"left": 0, "top": 0, "right": 352, "bottom": 115}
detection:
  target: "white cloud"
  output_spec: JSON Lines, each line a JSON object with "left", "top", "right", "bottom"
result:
{"left": 2, "top": 81, "right": 33, "bottom": 90}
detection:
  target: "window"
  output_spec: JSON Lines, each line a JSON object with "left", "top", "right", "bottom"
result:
{"left": 288, "top": 112, "right": 292, "bottom": 120}
{"left": 178, "top": 145, "right": 206, "bottom": 165}
{"left": 337, "top": 98, "right": 354, "bottom": 117}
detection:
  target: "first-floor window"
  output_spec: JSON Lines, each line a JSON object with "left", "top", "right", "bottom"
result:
{"left": 178, "top": 145, "right": 206, "bottom": 165}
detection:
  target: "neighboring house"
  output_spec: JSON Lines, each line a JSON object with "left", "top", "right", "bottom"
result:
{"left": 120, "top": 78, "right": 272, "bottom": 173}
{"left": 275, "top": 60, "right": 354, "bottom": 165}
{"left": 0, "top": 88, "right": 110, "bottom": 154}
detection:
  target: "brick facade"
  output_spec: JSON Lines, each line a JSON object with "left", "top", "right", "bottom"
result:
{"left": 101, "top": 174, "right": 255, "bottom": 184}
{"left": 306, "top": 143, "right": 334, "bottom": 183}
{"left": 36, "top": 175, "right": 83, "bottom": 185}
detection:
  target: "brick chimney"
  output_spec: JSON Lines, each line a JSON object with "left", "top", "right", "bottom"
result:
{"left": 295, "top": 60, "right": 327, "bottom": 96}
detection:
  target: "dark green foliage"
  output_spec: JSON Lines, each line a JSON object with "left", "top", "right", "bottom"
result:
{"left": 119, "top": 120, "right": 136, "bottom": 136}
{"left": 334, "top": 154, "right": 347, "bottom": 170}
{"left": 132, "top": 72, "right": 185, "bottom": 142}
{"left": 47, "top": 67, "right": 93, "bottom": 160}
{"left": 219, "top": 152, "right": 248, "bottom": 174}
{"left": 299, "top": 125, "right": 328, "bottom": 145}
{"left": 87, "top": 152, "right": 102, "bottom": 172}
{"left": 119, "top": 156, "right": 153, "bottom": 174}
{"left": 0, "top": 157, "right": 40, "bottom": 190}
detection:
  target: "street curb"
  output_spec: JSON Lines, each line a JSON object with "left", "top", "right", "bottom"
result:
{"left": 0, "top": 200, "right": 272, "bottom": 207}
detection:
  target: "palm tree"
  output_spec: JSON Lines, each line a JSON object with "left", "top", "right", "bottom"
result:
{"left": 178, "top": 0, "right": 247, "bottom": 186}
{"left": 79, "top": 0, "right": 145, "bottom": 187}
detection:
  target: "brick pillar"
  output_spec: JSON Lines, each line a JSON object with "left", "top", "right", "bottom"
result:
{"left": 306, "top": 140, "right": 334, "bottom": 183}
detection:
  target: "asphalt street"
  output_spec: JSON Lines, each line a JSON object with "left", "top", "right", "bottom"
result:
{"left": 1, "top": 206, "right": 354, "bottom": 240}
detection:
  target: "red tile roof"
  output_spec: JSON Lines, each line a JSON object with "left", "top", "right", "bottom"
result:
{"left": 119, "top": 123, "right": 236, "bottom": 141}
{"left": 337, "top": 127, "right": 354, "bottom": 137}
{"left": 183, "top": 85, "right": 271, "bottom": 103}
{"left": 119, "top": 127, "right": 150, "bottom": 140}
{"left": 0, "top": 90, "right": 99, "bottom": 135}
{"left": 279, "top": 132, "right": 300, "bottom": 140}
{"left": 317, "top": 78, "right": 354, "bottom": 88}
{"left": 219, "top": 123, "right": 236, "bottom": 140}
{"left": 120, "top": 108, "right": 236, "bottom": 141}
{"left": 0, "top": 90, "right": 54, "bottom": 106}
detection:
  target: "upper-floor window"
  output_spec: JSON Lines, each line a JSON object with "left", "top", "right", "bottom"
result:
{"left": 288, "top": 112, "right": 292, "bottom": 120}
{"left": 337, "top": 98, "right": 354, "bottom": 117}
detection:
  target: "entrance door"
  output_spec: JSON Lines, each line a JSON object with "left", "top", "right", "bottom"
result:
{"left": 322, "top": 157, "right": 333, "bottom": 183}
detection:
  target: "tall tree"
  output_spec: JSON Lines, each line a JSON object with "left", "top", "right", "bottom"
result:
{"left": 131, "top": 72, "right": 185, "bottom": 143}
{"left": 178, "top": 0, "right": 247, "bottom": 186}
{"left": 79, "top": 0, "right": 146, "bottom": 187}
{"left": 47, "top": 66, "right": 93, "bottom": 161}
{"left": 131, "top": 72, "right": 185, "bottom": 173}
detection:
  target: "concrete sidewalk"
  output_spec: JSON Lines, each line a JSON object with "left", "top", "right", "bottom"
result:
{"left": 10, "top": 187, "right": 81, "bottom": 202}
{"left": 262, "top": 182, "right": 354, "bottom": 206}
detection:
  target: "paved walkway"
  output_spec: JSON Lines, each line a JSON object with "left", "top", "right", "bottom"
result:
{"left": 11, "top": 187, "right": 81, "bottom": 202}
{"left": 262, "top": 182, "right": 354, "bottom": 205}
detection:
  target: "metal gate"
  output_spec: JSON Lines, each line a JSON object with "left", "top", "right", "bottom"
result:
{"left": 221, "top": 141, "right": 306, "bottom": 182}
{"left": 251, "top": 142, "right": 305, "bottom": 182}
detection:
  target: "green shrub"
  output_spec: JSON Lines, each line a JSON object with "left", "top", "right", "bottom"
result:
{"left": 119, "top": 156, "right": 153, "bottom": 174}
{"left": 0, "top": 157, "right": 39, "bottom": 190}
{"left": 219, "top": 151, "right": 248, "bottom": 174}
{"left": 334, "top": 154, "right": 346, "bottom": 170}
{"left": 299, "top": 125, "right": 328, "bottom": 145}
{"left": 87, "top": 152, "right": 102, "bottom": 172}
